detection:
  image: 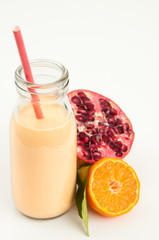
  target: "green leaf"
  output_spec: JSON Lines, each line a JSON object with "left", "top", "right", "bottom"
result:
{"left": 76, "top": 165, "right": 91, "bottom": 236}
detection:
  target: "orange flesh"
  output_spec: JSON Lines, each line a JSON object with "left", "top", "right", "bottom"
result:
{"left": 87, "top": 158, "right": 140, "bottom": 216}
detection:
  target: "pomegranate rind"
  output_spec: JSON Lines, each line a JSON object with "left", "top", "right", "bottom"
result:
{"left": 86, "top": 158, "right": 140, "bottom": 216}
{"left": 68, "top": 89, "right": 135, "bottom": 168}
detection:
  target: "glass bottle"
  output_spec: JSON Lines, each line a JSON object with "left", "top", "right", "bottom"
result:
{"left": 10, "top": 59, "right": 77, "bottom": 219}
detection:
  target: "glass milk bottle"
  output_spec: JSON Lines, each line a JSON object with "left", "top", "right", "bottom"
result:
{"left": 10, "top": 59, "right": 77, "bottom": 218}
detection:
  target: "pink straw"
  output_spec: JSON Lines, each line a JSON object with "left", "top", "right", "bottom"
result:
{"left": 13, "top": 26, "right": 44, "bottom": 119}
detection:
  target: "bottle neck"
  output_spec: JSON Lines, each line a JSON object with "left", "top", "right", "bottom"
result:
{"left": 15, "top": 59, "right": 69, "bottom": 103}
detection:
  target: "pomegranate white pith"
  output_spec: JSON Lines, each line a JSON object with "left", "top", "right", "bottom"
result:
{"left": 68, "top": 90, "right": 134, "bottom": 167}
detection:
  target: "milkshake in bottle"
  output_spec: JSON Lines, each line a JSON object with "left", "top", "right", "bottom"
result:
{"left": 10, "top": 60, "right": 77, "bottom": 218}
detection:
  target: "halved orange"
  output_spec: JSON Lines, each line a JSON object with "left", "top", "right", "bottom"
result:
{"left": 86, "top": 158, "right": 140, "bottom": 216}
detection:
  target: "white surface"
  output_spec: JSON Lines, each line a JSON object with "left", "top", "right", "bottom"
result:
{"left": 0, "top": 0, "right": 159, "bottom": 239}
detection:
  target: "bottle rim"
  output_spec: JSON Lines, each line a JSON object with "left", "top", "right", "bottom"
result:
{"left": 14, "top": 59, "right": 69, "bottom": 96}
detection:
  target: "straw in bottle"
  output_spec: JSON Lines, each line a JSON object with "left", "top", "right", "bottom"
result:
{"left": 13, "top": 26, "right": 44, "bottom": 119}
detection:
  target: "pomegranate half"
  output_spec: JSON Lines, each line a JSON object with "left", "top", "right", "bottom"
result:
{"left": 68, "top": 90, "right": 134, "bottom": 167}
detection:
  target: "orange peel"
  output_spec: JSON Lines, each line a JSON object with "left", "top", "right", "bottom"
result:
{"left": 86, "top": 158, "right": 140, "bottom": 216}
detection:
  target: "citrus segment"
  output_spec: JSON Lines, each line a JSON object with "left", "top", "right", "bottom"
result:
{"left": 87, "top": 158, "right": 140, "bottom": 216}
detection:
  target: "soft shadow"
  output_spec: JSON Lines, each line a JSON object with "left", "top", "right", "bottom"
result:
{"left": 63, "top": 203, "right": 90, "bottom": 237}
{"left": 15, "top": 202, "right": 89, "bottom": 237}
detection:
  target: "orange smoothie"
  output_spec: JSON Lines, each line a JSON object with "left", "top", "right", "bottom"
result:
{"left": 10, "top": 104, "right": 77, "bottom": 218}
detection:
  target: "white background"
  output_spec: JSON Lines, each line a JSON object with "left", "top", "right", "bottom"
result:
{"left": 0, "top": 0, "right": 159, "bottom": 239}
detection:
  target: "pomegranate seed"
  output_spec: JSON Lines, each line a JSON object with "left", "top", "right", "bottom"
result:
{"left": 100, "top": 100, "right": 111, "bottom": 108}
{"left": 106, "top": 113, "right": 112, "bottom": 119}
{"left": 77, "top": 140, "right": 83, "bottom": 146}
{"left": 83, "top": 136, "right": 90, "bottom": 144}
{"left": 109, "top": 128, "right": 116, "bottom": 135}
{"left": 112, "top": 127, "right": 119, "bottom": 134}
{"left": 92, "top": 151, "right": 101, "bottom": 160}
{"left": 125, "top": 137, "right": 130, "bottom": 140}
{"left": 106, "top": 102, "right": 111, "bottom": 108}
{"left": 79, "top": 132, "right": 87, "bottom": 140}
{"left": 86, "top": 115, "right": 94, "bottom": 121}
{"left": 84, "top": 101, "right": 91, "bottom": 105}
{"left": 110, "top": 108, "right": 117, "bottom": 115}
{"left": 90, "top": 136, "right": 96, "bottom": 144}
{"left": 102, "top": 134, "right": 109, "bottom": 143}
{"left": 92, "top": 128, "right": 98, "bottom": 134}
{"left": 85, "top": 103, "right": 94, "bottom": 110}
{"left": 107, "top": 130, "right": 115, "bottom": 139}
{"left": 78, "top": 92, "right": 86, "bottom": 98}
{"left": 121, "top": 144, "right": 128, "bottom": 152}
{"left": 91, "top": 134, "right": 101, "bottom": 144}
{"left": 109, "top": 142, "right": 115, "bottom": 150}
{"left": 124, "top": 123, "right": 130, "bottom": 132}
{"left": 116, "top": 151, "right": 123, "bottom": 157}
{"left": 99, "top": 98, "right": 107, "bottom": 104}
{"left": 99, "top": 128, "right": 105, "bottom": 134}
{"left": 82, "top": 96, "right": 90, "bottom": 102}
{"left": 76, "top": 103, "right": 85, "bottom": 108}
{"left": 108, "top": 118, "right": 115, "bottom": 125}
{"left": 71, "top": 96, "right": 81, "bottom": 104}
{"left": 88, "top": 110, "right": 95, "bottom": 115}
{"left": 100, "top": 102, "right": 107, "bottom": 108}
{"left": 114, "top": 147, "right": 120, "bottom": 152}
{"left": 77, "top": 109, "right": 87, "bottom": 115}
{"left": 89, "top": 145, "right": 97, "bottom": 152}
{"left": 82, "top": 99, "right": 91, "bottom": 106}
{"left": 115, "top": 141, "right": 122, "bottom": 147}
{"left": 115, "top": 118, "right": 122, "bottom": 126}
{"left": 76, "top": 115, "right": 86, "bottom": 122}
{"left": 87, "top": 124, "right": 94, "bottom": 129}
{"left": 82, "top": 149, "right": 91, "bottom": 159}
{"left": 79, "top": 132, "right": 89, "bottom": 144}
{"left": 102, "top": 107, "right": 109, "bottom": 112}
{"left": 117, "top": 126, "right": 124, "bottom": 134}
{"left": 83, "top": 143, "right": 89, "bottom": 149}
{"left": 98, "top": 122, "right": 104, "bottom": 127}
{"left": 86, "top": 129, "right": 92, "bottom": 133}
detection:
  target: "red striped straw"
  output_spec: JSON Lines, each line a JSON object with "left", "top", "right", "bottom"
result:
{"left": 13, "top": 26, "right": 44, "bottom": 119}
